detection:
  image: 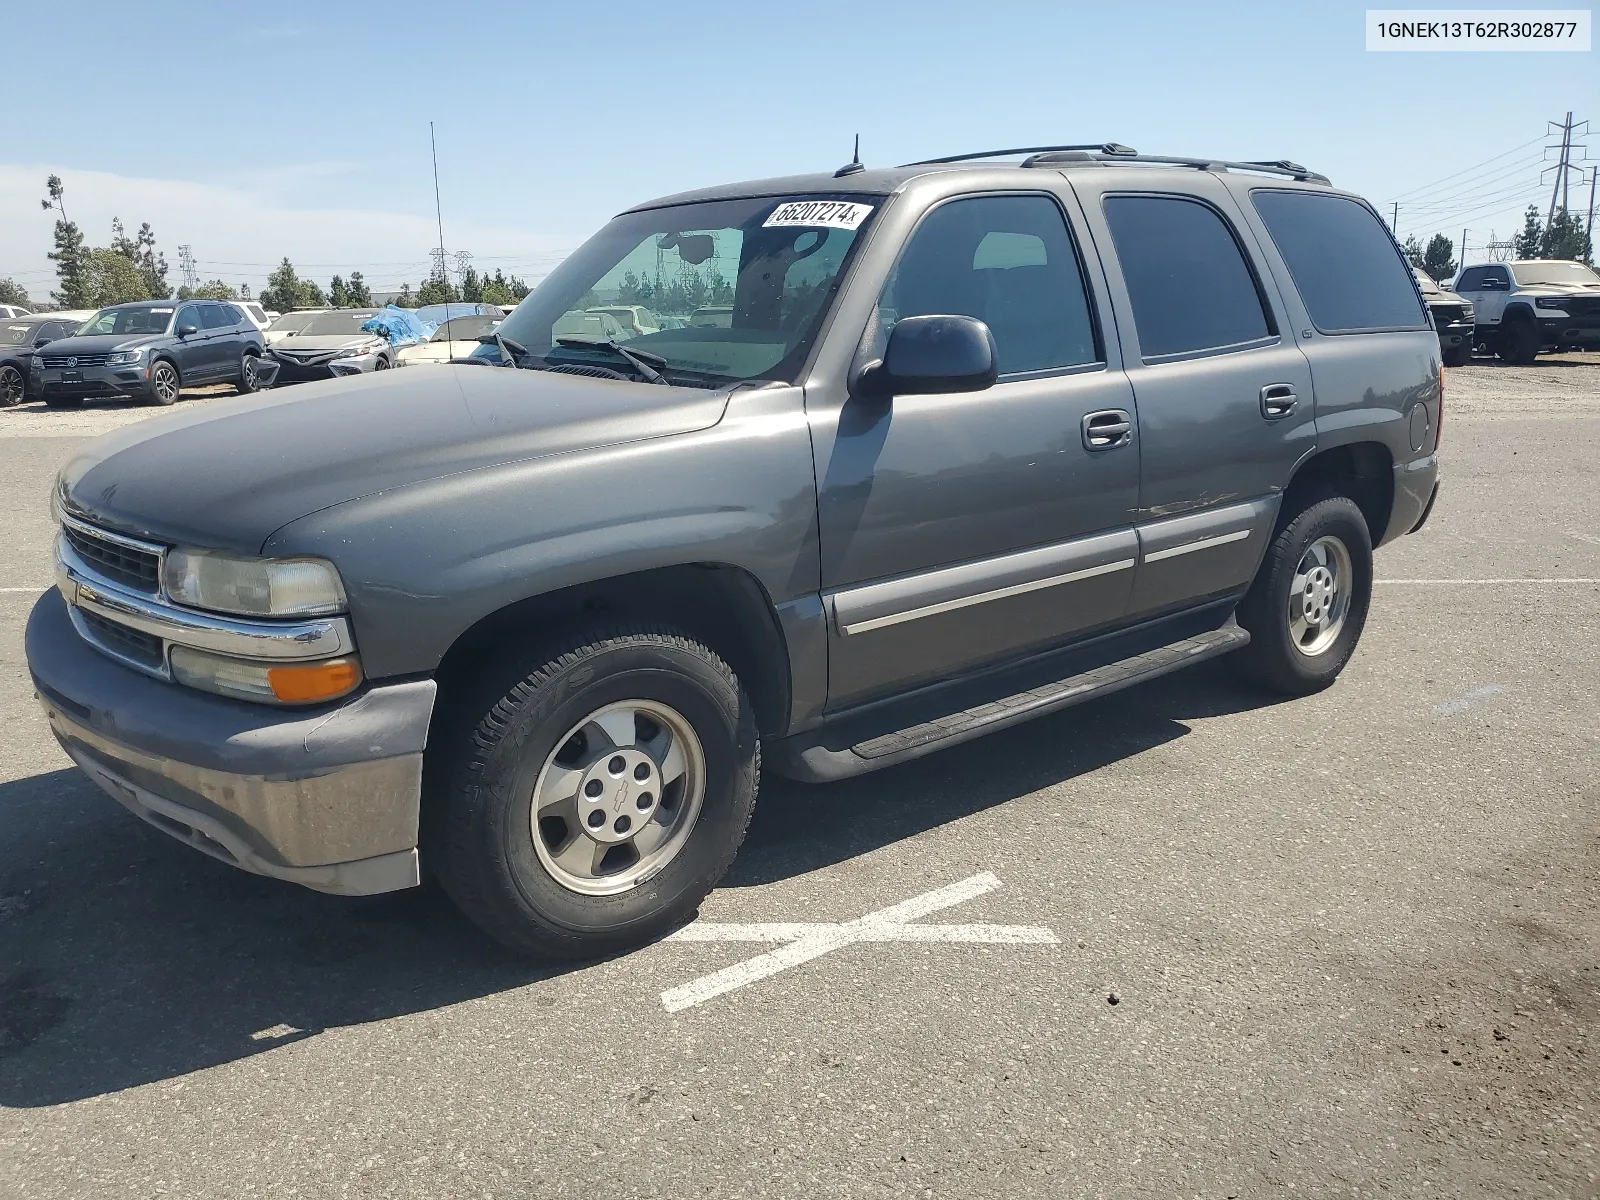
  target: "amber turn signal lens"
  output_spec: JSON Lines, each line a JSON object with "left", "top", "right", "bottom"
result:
{"left": 266, "top": 658, "right": 363, "bottom": 704}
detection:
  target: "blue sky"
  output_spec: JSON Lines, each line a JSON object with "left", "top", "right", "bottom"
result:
{"left": 2, "top": 0, "right": 1594, "bottom": 300}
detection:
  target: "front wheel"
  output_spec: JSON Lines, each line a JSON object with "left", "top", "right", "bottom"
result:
{"left": 143, "top": 360, "right": 181, "bottom": 406}
{"left": 1497, "top": 317, "right": 1541, "bottom": 366}
{"left": 1231, "top": 495, "right": 1373, "bottom": 696}
{"left": 427, "top": 622, "right": 760, "bottom": 958}
{"left": 0, "top": 364, "right": 24, "bottom": 407}
{"left": 236, "top": 352, "right": 262, "bottom": 394}
{"left": 372, "top": 355, "right": 391, "bottom": 371}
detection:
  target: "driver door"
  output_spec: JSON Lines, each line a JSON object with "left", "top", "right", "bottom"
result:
{"left": 172, "top": 304, "right": 209, "bottom": 380}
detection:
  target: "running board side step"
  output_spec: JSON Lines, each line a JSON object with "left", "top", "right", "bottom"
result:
{"left": 769, "top": 622, "right": 1249, "bottom": 783}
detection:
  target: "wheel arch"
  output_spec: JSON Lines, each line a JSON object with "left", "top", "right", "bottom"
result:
{"left": 1281, "top": 441, "right": 1394, "bottom": 547}
{"left": 429, "top": 561, "right": 794, "bottom": 742}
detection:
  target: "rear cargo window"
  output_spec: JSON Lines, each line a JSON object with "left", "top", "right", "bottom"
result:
{"left": 1102, "top": 195, "right": 1273, "bottom": 358}
{"left": 1251, "top": 190, "right": 1426, "bottom": 333}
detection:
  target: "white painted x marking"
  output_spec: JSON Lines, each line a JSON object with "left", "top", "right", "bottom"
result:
{"left": 660, "top": 872, "right": 1057, "bottom": 1012}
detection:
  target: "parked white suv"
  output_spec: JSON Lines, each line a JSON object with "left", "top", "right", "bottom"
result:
{"left": 1453, "top": 259, "right": 1600, "bottom": 364}
{"left": 0, "top": 304, "right": 33, "bottom": 319}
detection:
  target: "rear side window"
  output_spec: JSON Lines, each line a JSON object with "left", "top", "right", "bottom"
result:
{"left": 223, "top": 304, "right": 245, "bottom": 325}
{"left": 1251, "top": 191, "right": 1425, "bottom": 333}
{"left": 878, "top": 194, "right": 1100, "bottom": 375}
{"left": 200, "top": 303, "right": 229, "bottom": 329}
{"left": 1103, "top": 195, "right": 1273, "bottom": 358}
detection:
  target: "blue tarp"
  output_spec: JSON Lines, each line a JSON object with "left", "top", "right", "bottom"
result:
{"left": 361, "top": 305, "right": 434, "bottom": 346}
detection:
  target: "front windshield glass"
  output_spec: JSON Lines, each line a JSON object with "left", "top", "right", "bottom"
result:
{"left": 300, "top": 310, "right": 378, "bottom": 336}
{"left": 266, "top": 312, "right": 322, "bottom": 335}
{"left": 489, "top": 194, "right": 879, "bottom": 385}
{"left": 434, "top": 315, "right": 500, "bottom": 342}
{"left": 1512, "top": 261, "right": 1600, "bottom": 286}
{"left": 1412, "top": 267, "right": 1443, "bottom": 295}
{"left": 79, "top": 306, "right": 174, "bottom": 336}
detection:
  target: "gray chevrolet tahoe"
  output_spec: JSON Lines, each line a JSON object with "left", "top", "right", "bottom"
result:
{"left": 26, "top": 145, "right": 1442, "bottom": 958}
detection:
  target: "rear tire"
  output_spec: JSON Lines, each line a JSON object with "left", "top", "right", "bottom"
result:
{"left": 1231, "top": 494, "right": 1373, "bottom": 696}
{"left": 427, "top": 621, "right": 760, "bottom": 959}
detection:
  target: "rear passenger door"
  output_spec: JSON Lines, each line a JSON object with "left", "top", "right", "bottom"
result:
{"left": 1069, "top": 176, "right": 1315, "bottom": 620}
{"left": 199, "top": 302, "right": 238, "bottom": 378}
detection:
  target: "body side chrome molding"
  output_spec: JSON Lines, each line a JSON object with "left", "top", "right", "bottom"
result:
{"left": 1142, "top": 528, "right": 1251, "bottom": 562}
{"left": 841, "top": 557, "right": 1135, "bottom": 635}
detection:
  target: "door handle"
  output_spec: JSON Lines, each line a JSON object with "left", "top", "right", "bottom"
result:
{"left": 1259, "top": 384, "right": 1298, "bottom": 420}
{"left": 1081, "top": 408, "right": 1133, "bottom": 450}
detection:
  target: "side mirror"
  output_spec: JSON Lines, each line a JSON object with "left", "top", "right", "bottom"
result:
{"left": 854, "top": 314, "right": 998, "bottom": 400}
{"left": 34, "top": 336, "right": 52, "bottom": 347}
{"left": 177, "top": 324, "right": 199, "bottom": 337}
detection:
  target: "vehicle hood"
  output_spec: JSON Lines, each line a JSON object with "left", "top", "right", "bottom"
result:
{"left": 1519, "top": 281, "right": 1600, "bottom": 294}
{"left": 269, "top": 334, "right": 383, "bottom": 353}
{"left": 34, "top": 333, "right": 168, "bottom": 355}
{"left": 398, "top": 340, "right": 473, "bottom": 361}
{"left": 58, "top": 365, "right": 733, "bottom": 552}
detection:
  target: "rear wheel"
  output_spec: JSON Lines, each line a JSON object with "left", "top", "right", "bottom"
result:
{"left": 143, "top": 360, "right": 181, "bottom": 406}
{"left": 427, "top": 621, "right": 760, "bottom": 959}
{"left": 1232, "top": 494, "right": 1373, "bottom": 696}
{"left": 0, "top": 364, "right": 24, "bottom": 407}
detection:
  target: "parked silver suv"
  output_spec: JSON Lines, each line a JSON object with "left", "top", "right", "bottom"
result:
{"left": 28, "top": 145, "right": 1441, "bottom": 958}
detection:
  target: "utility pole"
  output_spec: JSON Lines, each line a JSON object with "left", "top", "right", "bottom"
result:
{"left": 1460, "top": 227, "right": 1468, "bottom": 269}
{"left": 1547, "top": 112, "right": 1572, "bottom": 225}
{"left": 1586, "top": 165, "right": 1599, "bottom": 263}
{"left": 1392, "top": 201, "right": 1398, "bottom": 232}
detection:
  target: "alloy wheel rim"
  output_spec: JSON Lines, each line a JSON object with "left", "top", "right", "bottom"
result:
{"left": 1288, "top": 535, "right": 1352, "bottom": 657}
{"left": 242, "top": 357, "right": 257, "bottom": 387}
{"left": 529, "top": 699, "right": 706, "bottom": 897}
{"left": 154, "top": 365, "right": 178, "bottom": 401}
{"left": 0, "top": 366, "right": 21, "bottom": 406}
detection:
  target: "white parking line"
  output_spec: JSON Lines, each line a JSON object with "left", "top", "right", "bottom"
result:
{"left": 659, "top": 873, "right": 1058, "bottom": 1013}
{"left": 0, "top": 587, "right": 48, "bottom": 593}
{"left": 1376, "top": 578, "right": 1599, "bottom": 584}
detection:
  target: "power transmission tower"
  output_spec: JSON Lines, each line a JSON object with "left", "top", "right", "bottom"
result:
{"left": 453, "top": 250, "right": 472, "bottom": 278}
{"left": 178, "top": 244, "right": 198, "bottom": 290}
{"left": 429, "top": 246, "right": 449, "bottom": 283}
{"left": 1544, "top": 112, "right": 1590, "bottom": 224}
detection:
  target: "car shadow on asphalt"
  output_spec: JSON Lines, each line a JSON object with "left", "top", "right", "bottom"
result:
{"left": 0, "top": 660, "right": 1275, "bottom": 1107}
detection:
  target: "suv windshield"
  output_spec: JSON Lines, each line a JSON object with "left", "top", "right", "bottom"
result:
{"left": 79, "top": 306, "right": 174, "bottom": 336}
{"left": 489, "top": 194, "right": 879, "bottom": 385}
{"left": 300, "top": 310, "right": 378, "bottom": 336}
{"left": 1512, "top": 261, "right": 1600, "bottom": 286}
{"left": 1, "top": 322, "right": 44, "bottom": 345}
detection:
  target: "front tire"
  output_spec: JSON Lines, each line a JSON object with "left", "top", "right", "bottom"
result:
{"left": 1497, "top": 316, "right": 1541, "bottom": 366}
{"left": 1232, "top": 494, "right": 1373, "bottom": 696}
{"left": 143, "top": 359, "right": 181, "bottom": 406}
{"left": 236, "top": 351, "right": 262, "bottom": 394}
{"left": 0, "top": 364, "right": 24, "bottom": 407}
{"left": 427, "top": 622, "right": 760, "bottom": 959}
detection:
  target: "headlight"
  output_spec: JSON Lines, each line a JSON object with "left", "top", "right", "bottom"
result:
{"left": 105, "top": 348, "right": 144, "bottom": 365}
{"left": 1534, "top": 297, "right": 1567, "bottom": 310}
{"left": 170, "top": 645, "right": 362, "bottom": 705}
{"left": 334, "top": 344, "right": 379, "bottom": 359}
{"left": 30, "top": 355, "right": 43, "bottom": 370}
{"left": 162, "top": 550, "right": 347, "bottom": 617}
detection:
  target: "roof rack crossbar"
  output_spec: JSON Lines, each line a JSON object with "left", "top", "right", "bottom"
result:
{"left": 903, "top": 143, "right": 1137, "bottom": 166}
{"left": 900, "top": 146, "right": 1329, "bottom": 184}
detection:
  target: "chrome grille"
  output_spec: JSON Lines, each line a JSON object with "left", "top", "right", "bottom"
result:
{"left": 79, "top": 608, "right": 165, "bottom": 671}
{"left": 42, "top": 353, "right": 109, "bottom": 368}
{"left": 63, "top": 522, "right": 162, "bottom": 594}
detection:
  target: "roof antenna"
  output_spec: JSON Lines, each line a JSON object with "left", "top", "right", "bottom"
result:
{"left": 835, "top": 134, "right": 864, "bottom": 178}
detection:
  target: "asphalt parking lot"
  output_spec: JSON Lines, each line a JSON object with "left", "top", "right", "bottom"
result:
{"left": 1, "top": 359, "right": 1596, "bottom": 1199}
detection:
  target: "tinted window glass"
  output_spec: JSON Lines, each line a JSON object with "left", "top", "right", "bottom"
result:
{"left": 1103, "top": 195, "right": 1271, "bottom": 356}
{"left": 200, "top": 303, "right": 229, "bottom": 329}
{"left": 1485, "top": 266, "right": 1510, "bottom": 286}
{"left": 878, "top": 195, "right": 1099, "bottom": 374}
{"left": 175, "top": 305, "right": 202, "bottom": 332}
{"left": 1252, "top": 191, "right": 1425, "bottom": 333}
{"left": 1455, "top": 267, "right": 1485, "bottom": 291}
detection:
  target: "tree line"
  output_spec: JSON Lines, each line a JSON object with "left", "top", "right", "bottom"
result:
{"left": 11, "top": 175, "right": 532, "bottom": 315}
{"left": 1403, "top": 204, "right": 1594, "bottom": 282}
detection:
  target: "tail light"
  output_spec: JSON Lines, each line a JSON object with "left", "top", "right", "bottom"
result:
{"left": 1436, "top": 368, "right": 1444, "bottom": 450}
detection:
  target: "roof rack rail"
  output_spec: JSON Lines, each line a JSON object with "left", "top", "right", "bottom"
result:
{"left": 901, "top": 146, "right": 1330, "bottom": 184}
{"left": 902, "top": 143, "right": 1138, "bottom": 165}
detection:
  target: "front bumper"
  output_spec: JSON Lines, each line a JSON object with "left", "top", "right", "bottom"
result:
{"left": 1535, "top": 314, "right": 1600, "bottom": 346}
{"left": 31, "top": 363, "right": 154, "bottom": 400}
{"left": 270, "top": 349, "right": 385, "bottom": 382}
{"left": 26, "top": 588, "right": 435, "bottom": 895}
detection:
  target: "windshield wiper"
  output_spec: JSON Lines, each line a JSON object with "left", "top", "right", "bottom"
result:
{"left": 555, "top": 337, "right": 669, "bottom": 385}
{"left": 477, "top": 331, "right": 534, "bottom": 367}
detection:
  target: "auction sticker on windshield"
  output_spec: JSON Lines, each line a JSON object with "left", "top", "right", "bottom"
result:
{"left": 763, "top": 200, "right": 874, "bottom": 230}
